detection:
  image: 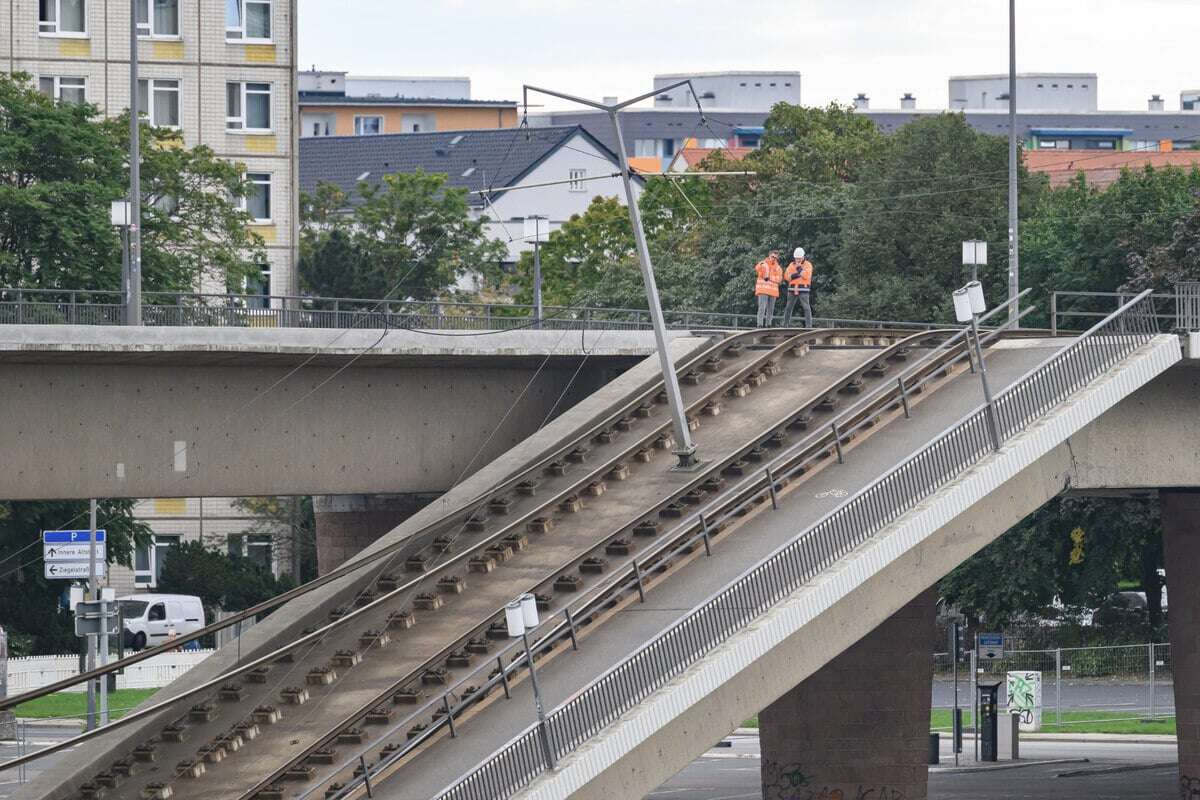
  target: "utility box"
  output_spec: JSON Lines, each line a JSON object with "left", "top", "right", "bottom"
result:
{"left": 977, "top": 681, "right": 1001, "bottom": 762}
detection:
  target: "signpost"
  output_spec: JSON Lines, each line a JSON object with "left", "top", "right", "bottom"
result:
{"left": 978, "top": 632, "right": 1005, "bottom": 661}
{"left": 43, "top": 530, "right": 106, "bottom": 580}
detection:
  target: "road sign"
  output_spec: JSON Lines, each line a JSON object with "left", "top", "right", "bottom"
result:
{"left": 43, "top": 530, "right": 106, "bottom": 544}
{"left": 74, "top": 601, "right": 119, "bottom": 637}
{"left": 42, "top": 530, "right": 107, "bottom": 580}
{"left": 978, "top": 632, "right": 1005, "bottom": 660}
{"left": 45, "top": 561, "right": 106, "bottom": 579}
{"left": 44, "top": 543, "right": 107, "bottom": 561}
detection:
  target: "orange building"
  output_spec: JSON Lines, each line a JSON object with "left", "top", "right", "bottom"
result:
{"left": 299, "top": 70, "right": 518, "bottom": 138}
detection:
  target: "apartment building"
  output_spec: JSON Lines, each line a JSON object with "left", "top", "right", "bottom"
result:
{"left": 1, "top": 0, "right": 299, "bottom": 299}
{"left": 298, "top": 70, "right": 518, "bottom": 138}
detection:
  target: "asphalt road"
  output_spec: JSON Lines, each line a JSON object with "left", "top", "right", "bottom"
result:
{"left": 933, "top": 677, "right": 1176, "bottom": 716}
{"left": 647, "top": 735, "right": 1178, "bottom": 800}
{"left": 0, "top": 724, "right": 80, "bottom": 799}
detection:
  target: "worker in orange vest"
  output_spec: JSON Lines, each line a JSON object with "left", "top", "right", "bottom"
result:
{"left": 754, "top": 250, "right": 784, "bottom": 327}
{"left": 782, "top": 247, "right": 814, "bottom": 327}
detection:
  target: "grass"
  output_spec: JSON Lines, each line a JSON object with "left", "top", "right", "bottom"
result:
{"left": 742, "top": 711, "right": 1176, "bottom": 736}
{"left": 14, "top": 688, "right": 158, "bottom": 721}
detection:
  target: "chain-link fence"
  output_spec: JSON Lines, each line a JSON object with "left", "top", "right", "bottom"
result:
{"left": 932, "top": 642, "right": 1174, "bottom": 729}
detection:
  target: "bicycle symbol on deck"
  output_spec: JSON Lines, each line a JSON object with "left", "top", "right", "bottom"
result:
{"left": 814, "top": 488, "right": 848, "bottom": 499}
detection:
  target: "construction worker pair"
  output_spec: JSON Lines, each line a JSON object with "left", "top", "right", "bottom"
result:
{"left": 754, "top": 248, "right": 812, "bottom": 328}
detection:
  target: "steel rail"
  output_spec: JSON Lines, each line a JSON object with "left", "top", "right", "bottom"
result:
{"left": 432, "top": 294, "right": 1155, "bottom": 800}
{"left": 0, "top": 327, "right": 909, "bottom": 772}
{"left": 224, "top": 330, "right": 946, "bottom": 800}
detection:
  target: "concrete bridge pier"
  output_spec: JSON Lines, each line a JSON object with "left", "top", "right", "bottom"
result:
{"left": 1161, "top": 489, "right": 1200, "bottom": 799}
{"left": 759, "top": 587, "right": 937, "bottom": 800}
{"left": 314, "top": 492, "right": 444, "bottom": 574}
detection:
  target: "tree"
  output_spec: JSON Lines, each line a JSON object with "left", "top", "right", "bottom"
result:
{"left": 0, "top": 72, "right": 264, "bottom": 293}
{"left": 157, "top": 541, "right": 291, "bottom": 620}
{"left": 300, "top": 171, "right": 506, "bottom": 300}
{"left": 1125, "top": 200, "right": 1200, "bottom": 291}
{"left": 0, "top": 499, "right": 148, "bottom": 655}
{"left": 754, "top": 102, "right": 887, "bottom": 183}
{"left": 233, "top": 496, "right": 317, "bottom": 583}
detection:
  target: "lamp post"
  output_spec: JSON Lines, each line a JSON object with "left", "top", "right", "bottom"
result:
{"left": 953, "top": 282, "right": 1002, "bottom": 451}
{"left": 127, "top": 0, "right": 142, "bottom": 325}
{"left": 523, "top": 81, "right": 702, "bottom": 470}
{"left": 111, "top": 200, "right": 132, "bottom": 319}
{"left": 524, "top": 216, "right": 547, "bottom": 329}
{"left": 506, "top": 593, "right": 555, "bottom": 769}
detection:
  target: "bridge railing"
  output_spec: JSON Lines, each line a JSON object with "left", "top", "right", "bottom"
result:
{"left": 434, "top": 291, "right": 1159, "bottom": 800}
{"left": 1050, "top": 289, "right": 1181, "bottom": 335}
{"left": 0, "top": 287, "right": 940, "bottom": 332}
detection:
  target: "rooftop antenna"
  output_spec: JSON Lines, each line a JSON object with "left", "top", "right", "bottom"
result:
{"left": 522, "top": 80, "right": 706, "bottom": 470}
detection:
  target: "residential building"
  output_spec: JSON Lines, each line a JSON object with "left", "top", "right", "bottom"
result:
{"left": 667, "top": 144, "right": 754, "bottom": 172}
{"left": 652, "top": 70, "right": 800, "bottom": 111}
{"left": 0, "top": 0, "right": 300, "bottom": 300}
{"left": 298, "top": 70, "right": 518, "bottom": 138}
{"left": 299, "top": 125, "right": 641, "bottom": 264}
{"left": 949, "top": 73, "right": 1098, "bottom": 111}
{"left": 108, "top": 498, "right": 296, "bottom": 594}
{"left": 1183, "top": 90, "right": 1200, "bottom": 111}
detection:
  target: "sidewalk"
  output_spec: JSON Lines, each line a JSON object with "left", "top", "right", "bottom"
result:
{"left": 733, "top": 727, "right": 1176, "bottom": 744}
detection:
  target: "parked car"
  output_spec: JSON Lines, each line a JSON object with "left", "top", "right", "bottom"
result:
{"left": 118, "top": 594, "right": 205, "bottom": 650}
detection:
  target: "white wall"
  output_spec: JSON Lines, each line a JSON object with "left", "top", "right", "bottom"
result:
{"left": 478, "top": 133, "right": 640, "bottom": 263}
{"left": 949, "top": 75, "right": 1098, "bottom": 112}
{"left": 346, "top": 76, "right": 469, "bottom": 100}
{"left": 653, "top": 72, "right": 800, "bottom": 110}
{"left": 7, "top": 650, "right": 214, "bottom": 696}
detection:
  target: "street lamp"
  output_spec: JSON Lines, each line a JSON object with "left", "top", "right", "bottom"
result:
{"left": 524, "top": 216, "right": 548, "bottom": 329}
{"left": 953, "top": 281, "right": 1002, "bottom": 451}
{"left": 962, "top": 239, "right": 987, "bottom": 283}
{"left": 506, "top": 593, "right": 556, "bottom": 768}
{"left": 111, "top": 200, "right": 132, "bottom": 322}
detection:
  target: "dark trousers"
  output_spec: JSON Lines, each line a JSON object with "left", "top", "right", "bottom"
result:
{"left": 783, "top": 290, "right": 812, "bottom": 327}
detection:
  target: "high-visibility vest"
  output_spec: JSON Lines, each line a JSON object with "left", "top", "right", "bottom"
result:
{"left": 784, "top": 259, "right": 813, "bottom": 294}
{"left": 754, "top": 259, "right": 783, "bottom": 297}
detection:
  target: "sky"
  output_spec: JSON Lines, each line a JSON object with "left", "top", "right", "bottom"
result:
{"left": 298, "top": 0, "right": 1198, "bottom": 112}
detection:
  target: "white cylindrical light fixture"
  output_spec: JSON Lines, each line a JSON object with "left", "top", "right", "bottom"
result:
{"left": 110, "top": 200, "right": 131, "bottom": 227}
{"left": 965, "top": 281, "right": 987, "bottom": 314}
{"left": 505, "top": 600, "right": 525, "bottom": 638}
{"left": 519, "top": 592, "right": 540, "bottom": 629}
{"left": 953, "top": 288, "right": 973, "bottom": 323}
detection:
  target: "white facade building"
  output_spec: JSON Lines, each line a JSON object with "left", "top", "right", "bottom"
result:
{"left": 949, "top": 73, "right": 1098, "bottom": 112}
{"left": 653, "top": 70, "right": 800, "bottom": 111}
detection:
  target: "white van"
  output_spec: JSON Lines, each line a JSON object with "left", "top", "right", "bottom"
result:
{"left": 118, "top": 594, "right": 205, "bottom": 650}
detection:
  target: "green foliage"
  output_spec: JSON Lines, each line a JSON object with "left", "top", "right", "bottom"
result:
{"left": 156, "top": 540, "right": 289, "bottom": 618}
{"left": 233, "top": 496, "right": 317, "bottom": 583}
{"left": 755, "top": 102, "right": 887, "bottom": 182}
{"left": 1126, "top": 202, "right": 1200, "bottom": 291}
{"left": 939, "top": 496, "right": 1163, "bottom": 630}
{"left": 0, "top": 72, "right": 263, "bottom": 292}
{"left": 0, "top": 499, "right": 148, "bottom": 655}
{"left": 299, "top": 171, "right": 506, "bottom": 300}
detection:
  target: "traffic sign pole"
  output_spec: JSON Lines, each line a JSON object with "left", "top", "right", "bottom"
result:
{"left": 86, "top": 499, "right": 97, "bottom": 731}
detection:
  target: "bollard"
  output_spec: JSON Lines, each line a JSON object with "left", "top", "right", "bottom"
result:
{"left": 928, "top": 732, "right": 940, "bottom": 765}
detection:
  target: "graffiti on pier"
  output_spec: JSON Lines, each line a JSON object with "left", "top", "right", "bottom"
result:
{"left": 761, "top": 763, "right": 908, "bottom": 800}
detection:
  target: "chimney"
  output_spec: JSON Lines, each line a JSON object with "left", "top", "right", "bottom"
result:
{"left": 603, "top": 96, "right": 618, "bottom": 106}
{"left": 853, "top": 93, "right": 870, "bottom": 111}
{"left": 900, "top": 93, "right": 916, "bottom": 110}
{"left": 1149, "top": 94, "right": 1165, "bottom": 111}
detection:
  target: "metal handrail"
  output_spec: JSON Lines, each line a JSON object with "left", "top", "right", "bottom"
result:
{"left": 1050, "top": 290, "right": 1176, "bottom": 335}
{"left": 433, "top": 291, "right": 1159, "bottom": 800}
{"left": 0, "top": 286, "right": 944, "bottom": 332}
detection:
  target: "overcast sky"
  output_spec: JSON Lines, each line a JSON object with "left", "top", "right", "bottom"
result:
{"left": 298, "top": 0, "right": 1197, "bottom": 112}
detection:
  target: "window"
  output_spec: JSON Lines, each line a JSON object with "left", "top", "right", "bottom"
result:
{"left": 133, "top": 534, "right": 180, "bottom": 587}
{"left": 239, "top": 172, "right": 271, "bottom": 222}
{"left": 137, "top": 0, "right": 178, "bottom": 37}
{"left": 568, "top": 168, "right": 586, "bottom": 192}
{"left": 226, "top": 0, "right": 271, "bottom": 41}
{"left": 227, "top": 81, "right": 271, "bottom": 131}
{"left": 634, "top": 138, "right": 657, "bottom": 158}
{"left": 662, "top": 138, "right": 676, "bottom": 157}
{"left": 39, "top": 76, "right": 86, "bottom": 104}
{"left": 353, "top": 115, "right": 383, "bottom": 135}
{"left": 39, "top": 0, "right": 86, "bottom": 34}
{"left": 138, "top": 78, "right": 180, "bottom": 128}
{"left": 228, "top": 532, "right": 272, "bottom": 567}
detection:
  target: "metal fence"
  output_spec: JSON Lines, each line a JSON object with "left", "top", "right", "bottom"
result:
{"left": 432, "top": 295, "right": 1158, "bottom": 798}
{"left": 1051, "top": 289, "right": 1185, "bottom": 334}
{"left": 0, "top": 287, "right": 940, "bottom": 332}
{"left": 933, "top": 642, "right": 1174, "bottom": 727}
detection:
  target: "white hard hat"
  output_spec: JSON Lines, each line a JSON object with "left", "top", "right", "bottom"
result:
{"left": 793, "top": 247, "right": 805, "bottom": 260}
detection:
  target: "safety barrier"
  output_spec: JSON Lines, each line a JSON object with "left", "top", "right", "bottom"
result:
{"left": 0, "top": 288, "right": 940, "bottom": 332}
{"left": 435, "top": 291, "right": 1159, "bottom": 800}
{"left": 6, "top": 650, "right": 213, "bottom": 695}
